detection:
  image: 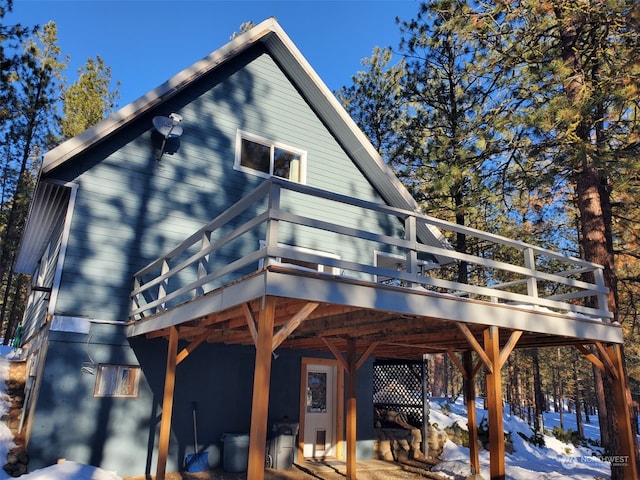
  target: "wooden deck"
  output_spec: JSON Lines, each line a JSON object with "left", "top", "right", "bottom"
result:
{"left": 126, "top": 177, "right": 620, "bottom": 352}
{"left": 126, "top": 265, "right": 622, "bottom": 359}
{"left": 124, "top": 178, "right": 635, "bottom": 480}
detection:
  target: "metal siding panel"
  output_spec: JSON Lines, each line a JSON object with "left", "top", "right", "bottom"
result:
{"left": 21, "top": 214, "right": 67, "bottom": 342}
{"left": 15, "top": 183, "right": 71, "bottom": 273}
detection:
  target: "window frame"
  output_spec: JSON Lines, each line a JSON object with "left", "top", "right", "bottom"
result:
{"left": 234, "top": 130, "right": 307, "bottom": 183}
{"left": 94, "top": 364, "right": 141, "bottom": 398}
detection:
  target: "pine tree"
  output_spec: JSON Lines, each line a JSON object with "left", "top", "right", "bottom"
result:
{"left": 476, "top": 3, "right": 640, "bottom": 471}
{"left": 337, "top": 47, "right": 408, "bottom": 170}
{"left": 0, "top": 21, "right": 67, "bottom": 342}
{"left": 60, "top": 56, "right": 119, "bottom": 139}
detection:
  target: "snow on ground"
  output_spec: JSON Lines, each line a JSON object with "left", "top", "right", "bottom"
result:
{"left": 0, "top": 349, "right": 621, "bottom": 479}
{"left": 429, "top": 396, "right": 612, "bottom": 479}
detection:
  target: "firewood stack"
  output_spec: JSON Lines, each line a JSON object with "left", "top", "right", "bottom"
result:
{"left": 3, "top": 450, "right": 29, "bottom": 477}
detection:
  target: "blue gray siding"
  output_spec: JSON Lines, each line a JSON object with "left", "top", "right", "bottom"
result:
{"left": 51, "top": 46, "right": 394, "bottom": 321}
{"left": 27, "top": 325, "right": 375, "bottom": 476}
{"left": 27, "top": 44, "right": 387, "bottom": 475}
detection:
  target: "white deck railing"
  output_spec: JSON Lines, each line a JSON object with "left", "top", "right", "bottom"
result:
{"left": 130, "top": 178, "right": 611, "bottom": 322}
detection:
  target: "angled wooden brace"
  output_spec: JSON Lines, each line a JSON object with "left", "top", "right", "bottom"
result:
{"left": 498, "top": 330, "right": 522, "bottom": 369}
{"left": 447, "top": 349, "right": 468, "bottom": 381}
{"left": 457, "top": 323, "right": 493, "bottom": 374}
{"left": 593, "top": 341, "right": 619, "bottom": 380}
{"left": 573, "top": 343, "right": 608, "bottom": 375}
{"left": 242, "top": 302, "right": 258, "bottom": 346}
{"left": 176, "top": 329, "right": 211, "bottom": 365}
{"left": 322, "top": 337, "right": 379, "bottom": 374}
{"left": 323, "top": 337, "right": 349, "bottom": 372}
{"left": 272, "top": 302, "right": 319, "bottom": 350}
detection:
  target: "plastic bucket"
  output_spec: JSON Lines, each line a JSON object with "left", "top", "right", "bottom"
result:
{"left": 221, "top": 433, "right": 249, "bottom": 472}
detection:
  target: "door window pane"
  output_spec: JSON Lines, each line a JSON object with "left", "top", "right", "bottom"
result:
{"left": 306, "top": 372, "right": 327, "bottom": 413}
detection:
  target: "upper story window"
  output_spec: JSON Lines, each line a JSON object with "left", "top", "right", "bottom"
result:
{"left": 235, "top": 130, "right": 306, "bottom": 183}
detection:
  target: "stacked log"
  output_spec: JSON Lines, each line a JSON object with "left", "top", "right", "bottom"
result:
{"left": 3, "top": 450, "right": 29, "bottom": 477}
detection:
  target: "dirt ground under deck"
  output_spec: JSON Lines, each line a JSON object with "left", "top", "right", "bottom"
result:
{"left": 122, "top": 458, "right": 448, "bottom": 480}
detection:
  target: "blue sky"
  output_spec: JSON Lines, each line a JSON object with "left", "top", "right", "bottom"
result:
{"left": 11, "top": 0, "right": 421, "bottom": 108}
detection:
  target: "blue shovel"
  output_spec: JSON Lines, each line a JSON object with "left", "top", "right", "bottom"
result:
{"left": 185, "top": 402, "right": 209, "bottom": 472}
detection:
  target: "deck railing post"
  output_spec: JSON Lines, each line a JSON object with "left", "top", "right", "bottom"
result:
{"left": 593, "top": 268, "right": 609, "bottom": 316}
{"left": 158, "top": 259, "right": 169, "bottom": 313}
{"left": 131, "top": 277, "right": 142, "bottom": 319}
{"left": 404, "top": 215, "right": 417, "bottom": 286}
{"left": 523, "top": 248, "right": 538, "bottom": 299}
{"left": 265, "top": 181, "right": 281, "bottom": 263}
{"left": 196, "top": 231, "right": 211, "bottom": 296}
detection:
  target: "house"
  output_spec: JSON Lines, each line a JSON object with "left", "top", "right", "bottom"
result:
{"left": 13, "top": 18, "right": 636, "bottom": 480}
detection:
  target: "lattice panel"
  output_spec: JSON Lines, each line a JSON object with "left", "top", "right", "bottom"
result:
{"left": 373, "top": 360, "right": 428, "bottom": 428}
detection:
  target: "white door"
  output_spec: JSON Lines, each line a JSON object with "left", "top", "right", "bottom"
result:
{"left": 303, "top": 363, "right": 336, "bottom": 459}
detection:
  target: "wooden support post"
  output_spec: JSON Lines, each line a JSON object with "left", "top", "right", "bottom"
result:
{"left": 484, "top": 326, "right": 505, "bottom": 480}
{"left": 247, "top": 296, "right": 276, "bottom": 480}
{"left": 421, "top": 357, "right": 429, "bottom": 457}
{"left": 463, "top": 351, "right": 480, "bottom": 476}
{"left": 346, "top": 337, "right": 357, "bottom": 480}
{"left": 606, "top": 344, "right": 639, "bottom": 479}
{"left": 156, "top": 326, "right": 178, "bottom": 480}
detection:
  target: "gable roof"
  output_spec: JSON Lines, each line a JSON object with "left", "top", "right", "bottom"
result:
{"left": 16, "top": 17, "right": 449, "bottom": 274}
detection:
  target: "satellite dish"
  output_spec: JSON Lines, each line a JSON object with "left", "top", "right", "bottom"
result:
{"left": 152, "top": 113, "right": 183, "bottom": 138}
{"left": 152, "top": 113, "right": 183, "bottom": 162}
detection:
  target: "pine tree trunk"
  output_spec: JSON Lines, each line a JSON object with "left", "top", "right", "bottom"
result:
{"left": 584, "top": 314, "right": 608, "bottom": 449}
{"left": 555, "top": 8, "right": 638, "bottom": 476}
{"left": 432, "top": 353, "right": 446, "bottom": 397}
{"left": 532, "top": 350, "right": 545, "bottom": 435}
{"left": 507, "top": 358, "right": 515, "bottom": 417}
{"left": 573, "top": 352, "right": 584, "bottom": 438}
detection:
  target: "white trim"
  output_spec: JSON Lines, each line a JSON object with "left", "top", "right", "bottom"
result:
{"left": 47, "top": 182, "right": 79, "bottom": 318}
{"left": 234, "top": 129, "right": 307, "bottom": 183}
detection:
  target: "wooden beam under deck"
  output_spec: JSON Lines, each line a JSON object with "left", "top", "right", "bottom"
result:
{"left": 346, "top": 338, "right": 357, "bottom": 480}
{"left": 463, "top": 351, "right": 480, "bottom": 476}
{"left": 155, "top": 326, "right": 178, "bottom": 480}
